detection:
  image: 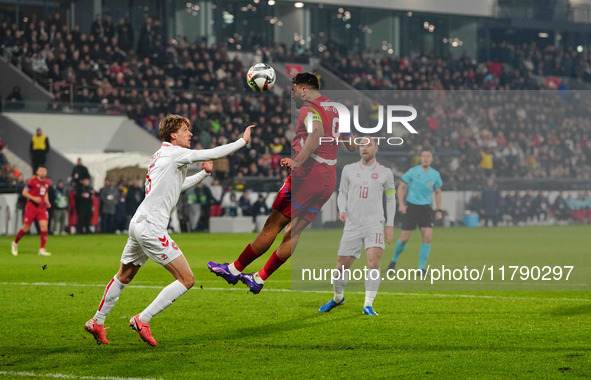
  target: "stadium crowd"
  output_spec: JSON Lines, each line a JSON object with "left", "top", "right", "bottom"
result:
{"left": 1, "top": 12, "right": 589, "bottom": 196}
{"left": 466, "top": 185, "right": 591, "bottom": 226}
{"left": 490, "top": 40, "right": 591, "bottom": 83}
{"left": 0, "top": 12, "right": 296, "bottom": 182}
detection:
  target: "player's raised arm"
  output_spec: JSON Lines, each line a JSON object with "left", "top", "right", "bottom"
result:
{"left": 174, "top": 125, "right": 254, "bottom": 166}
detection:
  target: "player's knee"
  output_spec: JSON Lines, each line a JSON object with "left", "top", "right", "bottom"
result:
{"left": 368, "top": 259, "right": 380, "bottom": 270}
{"left": 423, "top": 236, "right": 432, "bottom": 244}
{"left": 255, "top": 233, "right": 274, "bottom": 251}
{"left": 118, "top": 272, "right": 135, "bottom": 284}
{"left": 182, "top": 274, "right": 195, "bottom": 289}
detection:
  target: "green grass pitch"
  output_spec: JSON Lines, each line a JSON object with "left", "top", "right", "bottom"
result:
{"left": 0, "top": 226, "right": 589, "bottom": 379}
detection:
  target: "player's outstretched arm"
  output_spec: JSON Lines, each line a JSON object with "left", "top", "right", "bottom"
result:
{"left": 175, "top": 125, "right": 254, "bottom": 166}
{"left": 181, "top": 161, "right": 213, "bottom": 192}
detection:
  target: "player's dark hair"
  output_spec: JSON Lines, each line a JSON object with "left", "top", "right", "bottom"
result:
{"left": 292, "top": 72, "right": 320, "bottom": 90}
{"left": 159, "top": 114, "right": 190, "bottom": 142}
{"left": 37, "top": 165, "right": 47, "bottom": 170}
{"left": 421, "top": 147, "right": 434, "bottom": 154}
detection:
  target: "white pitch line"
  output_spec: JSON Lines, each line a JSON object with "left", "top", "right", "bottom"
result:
{"left": 0, "top": 371, "right": 160, "bottom": 380}
{"left": 0, "top": 281, "right": 589, "bottom": 303}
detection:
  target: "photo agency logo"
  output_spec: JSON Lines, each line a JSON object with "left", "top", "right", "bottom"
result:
{"left": 306, "top": 102, "right": 418, "bottom": 145}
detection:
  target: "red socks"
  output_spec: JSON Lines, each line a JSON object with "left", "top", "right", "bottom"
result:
{"left": 234, "top": 244, "right": 263, "bottom": 272}
{"left": 40, "top": 231, "right": 48, "bottom": 249}
{"left": 14, "top": 229, "right": 26, "bottom": 243}
{"left": 259, "top": 252, "right": 286, "bottom": 281}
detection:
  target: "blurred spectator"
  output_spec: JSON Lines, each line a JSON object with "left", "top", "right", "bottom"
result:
{"left": 75, "top": 177, "right": 94, "bottom": 234}
{"left": 114, "top": 181, "right": 128, "bottom": 233}
{"left": 481, "top": 178, "right": 500, "bottom": 227}
{"left": 71, "top": 157, "right": 90, "bottom": 185}
{"left": 99, "top": 177, "right": 118, "bottom": 233}
{"left": 125, "top": 179, "right": 143, "bottom": 225}
{"left": 137, "top": 16, "right": 154, "bottom": 58}
{"left": 252, "top": 194, "right": 270, "bottom": 220}
{"left": 194, "top": 182, "right": 214, "bottom": 230}
{"left": 176, "top": 190, "right": 191, "bottom": 232}
{"left": 30, "top": 128, "right": 50, "bottom": 172}
{"left": 552, "top": 192, "right": 569, "bottom": 221}
{"left": 531, "top": 192, "right": 549, "bottom": 223}
{"left": 221, "top": 192, "right": 238, "bottom": 216}
{"left": 238, "top": 190, "right": 252, "bottom": 216}
{"left": 5, "top": 86, "right": 24, "bottom": 109}
{"left": 52, "top": 179, "right": 69, "bottom": 234}
{"left": 209, "top": 178, "right": 223, "bottom": 205}
{"left": 12, "top": 164, "right": 21, "bottom": 179}
{"left": 186, "top": 184, "right": 200, "bottom": 231}
{"left": 468, "top": 193, "right": 483, "bottom": 220}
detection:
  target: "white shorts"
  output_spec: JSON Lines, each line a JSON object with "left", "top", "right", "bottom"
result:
{"left": 120, "top": 220, "right": 183, "bottom": 267}
{"left": 337, "top": 224, "right": 385, "bottom": 259}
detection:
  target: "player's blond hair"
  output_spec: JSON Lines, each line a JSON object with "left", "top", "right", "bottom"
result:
{"left": 158, "top": 114, "right": 190, "bottom": 142}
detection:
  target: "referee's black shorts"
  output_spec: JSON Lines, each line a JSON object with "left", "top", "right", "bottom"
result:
{"left": 402, "top": 203, "right": 433, "bottom": 230}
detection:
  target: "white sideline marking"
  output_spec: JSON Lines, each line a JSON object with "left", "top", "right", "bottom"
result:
{"left": 0, "top": 371, "right": 160, "bottom": 380}
{"left": 0, "top": 282, "right": 589, "bottom": 302}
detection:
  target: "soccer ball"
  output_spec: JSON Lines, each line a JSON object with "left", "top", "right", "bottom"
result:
{"left": 246, "top": 63, "right": 276, "bottom": 92}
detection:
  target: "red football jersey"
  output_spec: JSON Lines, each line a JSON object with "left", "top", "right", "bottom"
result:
{"left": 25, "top": 176, "right": 51, "bottom": 208}
{"left": 292, "top": 95, "right": 341, "bottom": 170}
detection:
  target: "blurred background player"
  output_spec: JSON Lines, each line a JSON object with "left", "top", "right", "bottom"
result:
{"left": 319, "top": 137, "right": 395, "bottom": 316}
{"left": 387, "top": 149, "right": 442, "bottom": 276}
{"left": 11, "top": 165, "right": 52, "bottom": 256}
{"left": 208, "top": 72, "right": 355, "bottom": 293}
{"left": 84, "top": 114, "right": 253, "bottom": 346}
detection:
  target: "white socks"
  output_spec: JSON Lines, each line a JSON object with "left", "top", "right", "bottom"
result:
{"left": 139, "top": 280, "right": 188, "bottom": 323}
{"left": 94, "top": 276, "right": 127, "bottom": 325}
{"left": 364, "top": 274, "right": 381, "bottom": 308}
{"left": 228, "top": 263, "right": 241, "bottom": 276}
{"left": 253, "top": 272, "right": 265, "bottom": 284}
{"left": 333, "top": 270, "right": 348, "bottom": 303}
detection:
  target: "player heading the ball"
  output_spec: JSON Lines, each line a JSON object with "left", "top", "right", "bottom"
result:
{"left": 208, "top": 72, "right": 356, "bottom": 293}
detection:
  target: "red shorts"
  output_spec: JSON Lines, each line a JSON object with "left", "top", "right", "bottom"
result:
{"left": 272, "top": 167, "right": 336, "bottom": 223}
{"left": 23, "top": 202, "right": 48, "bottom": 224}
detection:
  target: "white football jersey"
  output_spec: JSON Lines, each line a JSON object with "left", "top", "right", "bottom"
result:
{"left": 132, "top": 139, "right": 245, "bottom": 230}
{"left": 338, "top": 160, "right": 395, "bottom": 230}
